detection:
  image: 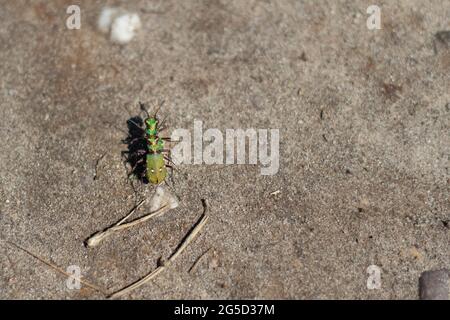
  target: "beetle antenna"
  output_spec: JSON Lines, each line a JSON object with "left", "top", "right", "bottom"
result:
{"left": 139, "top": 101, "right": 150, "bottom": 118}
{"left": 154, "top": 100, "right": 165, "bottom": 119}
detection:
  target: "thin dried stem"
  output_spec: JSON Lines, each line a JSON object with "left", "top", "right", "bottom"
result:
{"left": 109, "top": 200, "right": 209, "bottom": 298}
{"left": 5, "top": 241, "right": 106, "bottom": 295}
{"left": 116, "top": 199, "right": 146, "bottom": 226}
{"left": 188, "top": 247, "right": 212, "bottom": 274}
{"left": 109, "top": 265, "right": 166, "bottom": 299}
{"left": 85, "top": 203, "right": 169, "bottom": 248}
{"left": 168, "top": 214, "right": 209, "bottom": 263}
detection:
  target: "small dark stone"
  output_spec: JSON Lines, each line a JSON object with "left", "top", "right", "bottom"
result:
{"left": 382, "top": 82, "right": 402, "bottom": 100}
{"left": 435, "top": 31, "right": 450, "bottom": 46}
{"left": 299, "top": 52, "right": 307, "bottom": 61}
{"left": 419, "top": 269, "right": 449, "bottom": 300}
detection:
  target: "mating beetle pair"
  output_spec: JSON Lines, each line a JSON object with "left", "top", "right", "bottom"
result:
{"left": 124, "top": 102, "right": 174, "bottom": 185}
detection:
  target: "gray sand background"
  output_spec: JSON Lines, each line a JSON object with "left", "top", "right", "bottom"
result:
{"left": 0, "top": 0, "right": 448, "bottom": 299}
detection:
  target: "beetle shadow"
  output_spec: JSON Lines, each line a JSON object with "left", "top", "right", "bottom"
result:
{"left": 122, "top": 115, "right": 149, "bottom": 184}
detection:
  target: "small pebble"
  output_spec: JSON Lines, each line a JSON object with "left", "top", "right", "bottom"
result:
{"left": 419, "top": 269, "right": 449, "bottom": 300}
{"left": 97, "top": 7, "right": 141, "bottom": 45}
{"left": 149, "top": 185, "right": 179, "bottom": 212}
{"left": 110, "top": 13, "right": 141, "bottom": 44}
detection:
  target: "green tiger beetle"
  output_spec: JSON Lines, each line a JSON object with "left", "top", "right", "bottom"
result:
{"left": 124, "top": 101, "right": 175, "bottom": 185}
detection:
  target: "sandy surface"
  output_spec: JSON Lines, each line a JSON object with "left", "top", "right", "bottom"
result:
{"left": 0, "top": 0, "right": 448, "bottom": 299}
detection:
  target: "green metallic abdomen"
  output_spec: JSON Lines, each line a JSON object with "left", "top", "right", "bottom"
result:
{"left": 146, "top": 153, "right": 167, "bottom": 184}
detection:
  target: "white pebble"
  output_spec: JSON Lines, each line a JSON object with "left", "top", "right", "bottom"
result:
{"left": 149, "top": 186, "right": 179, "bottom": 212}
{"left": 110, "top": 13, "right": 141, "bottom": 44}
{"left": 97, "top": 7, "right": 119, "bottom": 34}
{"left": 97, "top": 7, "right": 141, "bottom": 44}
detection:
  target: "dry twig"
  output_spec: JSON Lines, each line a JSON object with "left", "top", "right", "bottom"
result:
{"left": 5, "top": 241, "right": 106, "bottom": 295}
{"left": 109, "top": 200, "right": 210, "bottom": 298}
